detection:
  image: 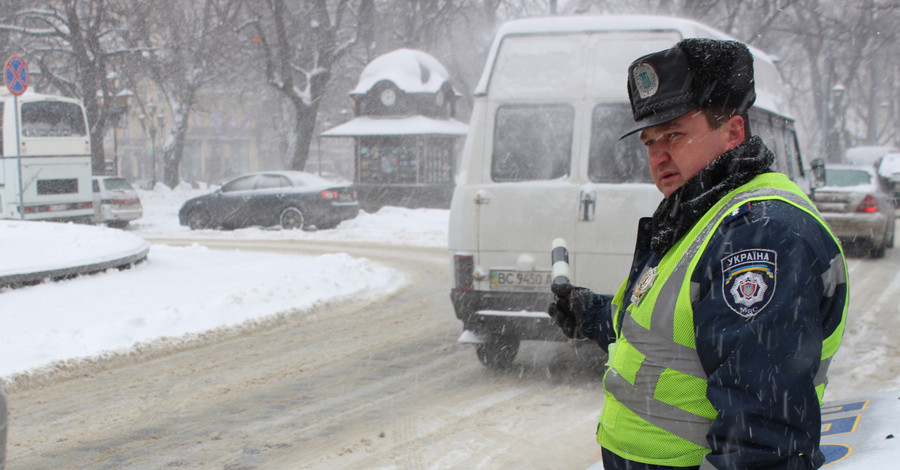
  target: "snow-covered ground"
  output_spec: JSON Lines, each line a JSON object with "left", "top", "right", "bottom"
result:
{"left": 0, "top": 184, "right": 449, "bottom": 379}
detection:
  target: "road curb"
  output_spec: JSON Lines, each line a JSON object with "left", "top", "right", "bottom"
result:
{"left": 0, "top": 245, "right": 150, "bottom": 289}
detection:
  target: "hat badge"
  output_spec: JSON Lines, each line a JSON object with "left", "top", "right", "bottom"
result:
{"left": 633, "top": 62, "right": 659, "bottom": 99}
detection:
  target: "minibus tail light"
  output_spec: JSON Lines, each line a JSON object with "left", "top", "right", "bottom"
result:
{"left": 454, "top": 254, "right": 474, "bottom": 290}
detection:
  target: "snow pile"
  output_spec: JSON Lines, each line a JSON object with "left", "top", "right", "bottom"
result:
{"left": 0, "top": 184, "right": 447, "bottom": 380}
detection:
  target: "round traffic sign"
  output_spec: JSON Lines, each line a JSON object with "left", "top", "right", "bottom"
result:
{"left": 5, "top": 56, "right": 29, "bottom": 96}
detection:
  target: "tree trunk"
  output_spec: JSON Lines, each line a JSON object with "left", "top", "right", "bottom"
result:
{"left": 289, "top": 103, "right": 319, "bottom": 171}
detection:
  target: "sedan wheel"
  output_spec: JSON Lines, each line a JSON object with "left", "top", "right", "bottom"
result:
{"left": 280, "top": 207, "right": 305, "bottom": 230}
{"left": 888, "top": 220, "right": 895, "bottom": 249}
{"left": 187, "top": 211, "right": 209, "bottom": 230}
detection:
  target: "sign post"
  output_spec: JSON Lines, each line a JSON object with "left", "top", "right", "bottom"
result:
{"left": 5, "top": 56, "right": 29, "bottom": 218}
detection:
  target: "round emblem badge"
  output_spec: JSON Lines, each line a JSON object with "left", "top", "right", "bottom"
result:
{"left": 633, "top": 62, "right": 659, "bottom": 99}
{"left": 721, "top": 248, "right": 778, "bottom": 319}
{"left": 730, "top": 271, "right": 768, "bottom": 306}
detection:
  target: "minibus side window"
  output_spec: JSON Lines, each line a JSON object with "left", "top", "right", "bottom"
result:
{"left": 751, "top": 111, "right": 790, "bottom": 174}
{"left": 491, "top": 104, "right": 573, "bottom": 182}
{"left": 784, "top": 126, "right": 804, "bottom": 179}
{"left": 588, "top": 104, "right": 652, "bottom": 183}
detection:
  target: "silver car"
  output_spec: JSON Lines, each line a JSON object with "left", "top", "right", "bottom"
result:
{"left": 877, "top": 153, "right": 900, "bottom": 208}
{"left": 814, "top": 164, "right": 896, "bottom": 258}
{"left": 91, "top": 176, "right": 143, "bottom": 228}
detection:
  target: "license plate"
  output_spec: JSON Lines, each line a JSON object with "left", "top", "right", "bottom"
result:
{"left": 489, "top": 270, "right": 552, "bottom": 292}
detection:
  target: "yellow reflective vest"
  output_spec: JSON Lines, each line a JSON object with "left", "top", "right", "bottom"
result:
{"left": 597, "top": 173, "right": 847, "bottom": 467}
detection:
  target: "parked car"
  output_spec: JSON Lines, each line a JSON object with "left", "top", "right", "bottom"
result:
{"left": 813, "top": 164, "right": 896, "bottom": 258}
{"left": 178, "top": 171, "right": 359, "bottom": 230}
{"left": 877, "top": 153, "right": 900, "bottom": 208}
{"left": 844, "top": 145, "right": 900, "bottom": 167}
{"left": 91, "top": 176, "right": 143, "bottom": 228}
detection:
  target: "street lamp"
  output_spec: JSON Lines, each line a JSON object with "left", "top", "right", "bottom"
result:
{"left": 831, "top": 84, "right": 846, "bottom": 163}
{"left": 156, "top": 112, "right": 166, "bottom": 183}
{"left": 111, "top": 89, "right": 133, "bottom": 175}
{"left": 104, "top": 73, "right": 132, "bottom": 175}
{"left": 146, "top": 102, "right": 157, "bottom": 186}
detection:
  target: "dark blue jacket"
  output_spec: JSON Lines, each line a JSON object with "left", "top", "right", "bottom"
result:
{"left": 581, "top": 198, "right": 847, "bottom": 470}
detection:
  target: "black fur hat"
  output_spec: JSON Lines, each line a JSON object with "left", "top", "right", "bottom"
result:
{"left": 621, "top": 38, "right": 756, "bottom": 138}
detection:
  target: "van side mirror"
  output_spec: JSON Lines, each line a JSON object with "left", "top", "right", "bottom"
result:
{"left": 810, "top": 158, "right": 826, "bottom": 189}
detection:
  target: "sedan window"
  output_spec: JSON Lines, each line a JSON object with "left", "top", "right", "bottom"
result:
{"left": 103, "top": 178, "right": 134, "bottom": 191}
{"left": 222, "top": 176, "right": 257, "bottom": 192}
{"left": 825, "top": 169, "right": 872, "bottom": 187}
{"left": 256, "top": 174, "right": 289, "bottom": 189}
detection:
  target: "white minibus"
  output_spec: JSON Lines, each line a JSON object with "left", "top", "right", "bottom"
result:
{"left": 448, "top": 15, "right": 816, "bottom": 368}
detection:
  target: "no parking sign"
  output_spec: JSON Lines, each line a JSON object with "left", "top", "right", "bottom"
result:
{"left": 5, "top": 56, "right": 29, "bottom": 95}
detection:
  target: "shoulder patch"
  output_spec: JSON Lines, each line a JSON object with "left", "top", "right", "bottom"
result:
{"left": 722, "top": 202, "right": 752, "bottom": 226}
{"left": 721, "top": 248, "right": 777, "bottom": 318}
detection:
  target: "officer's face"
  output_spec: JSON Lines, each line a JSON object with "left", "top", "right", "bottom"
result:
{"left": 639, "top": 109, "right": 745, "bottom": 198}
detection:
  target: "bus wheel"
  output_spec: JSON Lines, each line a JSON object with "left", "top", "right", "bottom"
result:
{"left": 475, "top": 335, "right": 519, "bottom": 370}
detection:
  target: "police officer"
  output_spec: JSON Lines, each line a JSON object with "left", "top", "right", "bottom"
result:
{"left": 550, "top": 38, "right": 848, "bottom": 470}
{"left": 0, "top": 384, "right": 6, "bottom": 470}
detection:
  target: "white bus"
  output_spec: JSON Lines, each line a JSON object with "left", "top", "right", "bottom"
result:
{"left": 448, "top": 15, "right": 819, "bottom": 368}
{"left": 0, "top": 90, "right": 93, "bottom": 221}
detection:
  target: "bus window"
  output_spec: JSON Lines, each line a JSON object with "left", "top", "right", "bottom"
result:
{"left": 588, "top": 104, "right": 652, "bottom": 183}
{"left": 491, "top": 104, "right": 573, "bottom": 182}
{"left": 37, "top": 178, "right": 79, "bottom": 195}
{"left": 21, "top": 101, "right": 87, "bottom": 138}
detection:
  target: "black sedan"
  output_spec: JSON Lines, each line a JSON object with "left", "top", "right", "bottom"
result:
{"left": 179, "top": 171, "right": 359, "bottom": 230}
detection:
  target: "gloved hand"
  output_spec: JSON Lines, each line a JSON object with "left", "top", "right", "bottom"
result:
{"left": 549, "top": 282, "right": 593, "bottom": 339}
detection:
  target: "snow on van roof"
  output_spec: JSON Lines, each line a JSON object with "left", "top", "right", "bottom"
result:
{"left": 473, "top": 15, "right": 786, "bottom": 116}
{"left": 319, "top": 115, "right": 468, "bottom": 137}
{"left": 350, "top": 48, "right": 454, "bottom": 96}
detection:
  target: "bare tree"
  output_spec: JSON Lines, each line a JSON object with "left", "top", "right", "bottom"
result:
{"left": 0, "top": 0, "right": 138, "bottom": 174}
{"left": 236, "top": 0, "right": 374, "bottom": 172}
{"left": 121, "top": 0, "right": 242, "bottom": 188}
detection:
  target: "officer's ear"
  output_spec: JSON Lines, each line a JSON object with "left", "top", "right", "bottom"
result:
{"left": 723, "top": 115, "right": 746, "bottom": 149}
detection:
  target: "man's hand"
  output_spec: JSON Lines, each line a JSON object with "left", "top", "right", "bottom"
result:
{"left": 549, "top": 282, "right": 593, "bottom": 339}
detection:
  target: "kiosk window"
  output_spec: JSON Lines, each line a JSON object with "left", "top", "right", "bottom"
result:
{"left": 359, "top": 138, "right": 418, "bottom": 184}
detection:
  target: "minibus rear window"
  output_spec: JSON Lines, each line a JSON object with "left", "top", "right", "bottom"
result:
{"left": 492, "top": 104, "right": 573, "bottom": 182}
{"left": 588, "top": 104, "right": 652, "bottom": 183}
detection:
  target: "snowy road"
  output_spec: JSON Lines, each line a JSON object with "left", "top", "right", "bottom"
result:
{"left": 6, "top": 224, "right": 900, "bottom": 469}
{"left": 7, "top": 238, "right": 607, "bottom": 469}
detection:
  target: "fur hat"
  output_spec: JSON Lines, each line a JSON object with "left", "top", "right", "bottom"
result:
{"left": 621, "top": 38, "right": 756, "bottom": 138}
